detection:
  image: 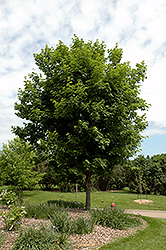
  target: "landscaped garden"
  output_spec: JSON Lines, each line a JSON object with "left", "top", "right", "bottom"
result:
{"left": 0, "top": 187, "right": 166, "bottom": 249}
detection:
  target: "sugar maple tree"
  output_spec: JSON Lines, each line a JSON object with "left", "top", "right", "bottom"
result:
{"left": 13, "top": 36, "right": 149, "bottom": 209}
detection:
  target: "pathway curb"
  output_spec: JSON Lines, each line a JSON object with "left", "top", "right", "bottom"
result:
{"left": 126, "top": 209, "right": 166, "bottom": 219}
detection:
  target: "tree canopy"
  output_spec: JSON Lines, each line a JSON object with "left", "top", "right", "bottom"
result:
{"left": 13, "top": 36, "right": 150, "bottom": 208}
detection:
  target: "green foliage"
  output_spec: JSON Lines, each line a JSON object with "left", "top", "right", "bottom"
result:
{"left": 129, "top": 154, "right": 166, "bottom": 195}
{"left": 25, "top": 202, "right": 55, "bottom": 219}
{"left": 90, "top": 206, "right": 142, "bottom": 230}
{"left": 70, "top": 216, "right": 94, "bottom": 235}
{"left": 0, "top": 189, "right": 26, "bottom": 231}
{"left": 25, "top": 200, "right": 84, "bottom": 220}
{"left": 13, "top": 36, "right": 150, "bottom": 209}
{"left": 92, "top": 153, "right": 166, "bottom": 195}
{"left": 0, "top": 189, "right": 18, "bottom": 206}
{"left": 1, "top": 204, "right": 26, "bottom": 231}
{"left": 123, "top": 187, "right": 130, "bottom": 192}
{"left": 25, "top": 201, "right": 93, "bottom": 236}
{"left": 0, "top": 137, "right": 44, "bottom": 196}
{"left": 49, "top": 210, "right": 71, "bottom": 234}
{"left": 49, "top": 210, "right": 94, "bottom": 235}
{"left": 12, "top": 224, "right": 70, "bottom": 250}
{"left": 47, "top": 199, "right": 84, "bottom": 209}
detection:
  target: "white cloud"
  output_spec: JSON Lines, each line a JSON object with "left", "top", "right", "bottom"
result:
{"left": 143, "top": 121, "right": 166, "bottom": 136}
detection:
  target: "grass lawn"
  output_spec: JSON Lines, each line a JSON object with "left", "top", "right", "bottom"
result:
{"left": 21, "top": 189, "right": 166, "bottom": 211}
{"left": 99, "top": 217, "right": 166, "bottom": 250}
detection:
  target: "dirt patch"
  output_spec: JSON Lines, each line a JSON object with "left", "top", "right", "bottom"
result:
{"left": 134, "top": 199, "right": 153, "bottom": 204}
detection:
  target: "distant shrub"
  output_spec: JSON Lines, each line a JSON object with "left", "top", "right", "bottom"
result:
{"left": 123, "top": 187, "right": 130, "bottom": 192}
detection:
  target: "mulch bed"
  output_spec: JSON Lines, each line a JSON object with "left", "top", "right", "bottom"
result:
{"left": 0, "top": 208, "right": 147, "bottom": 250}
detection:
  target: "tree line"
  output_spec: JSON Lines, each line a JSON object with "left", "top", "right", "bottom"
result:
{"left": 0, "top": 137, "right": 165, "bottom": 196}
{"left": 92, "top": 154, "right": 166, "bottom": 195}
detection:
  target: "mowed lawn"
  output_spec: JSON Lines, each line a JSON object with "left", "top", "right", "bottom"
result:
{"left": 21, "top": 189, "right": 166, "bottom": 211}
{"left": 99, "top": 217, "right": 166, "bottom": 250}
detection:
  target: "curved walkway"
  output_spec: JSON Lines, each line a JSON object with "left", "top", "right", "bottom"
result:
{"left": 126, "top": 209, "right": 166, "bottom": 219}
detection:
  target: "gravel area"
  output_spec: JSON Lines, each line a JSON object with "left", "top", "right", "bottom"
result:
{"left": 0, "top": 208, "right": 147, "bottom": 250}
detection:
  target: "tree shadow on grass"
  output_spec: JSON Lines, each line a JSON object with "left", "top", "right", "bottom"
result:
{"left": 47, "top": 199, "right": 85, "bottom": 209}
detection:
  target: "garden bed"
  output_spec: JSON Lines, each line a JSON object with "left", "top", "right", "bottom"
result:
{"left": 0, "top": 208, "right": 147, "bottom": 250}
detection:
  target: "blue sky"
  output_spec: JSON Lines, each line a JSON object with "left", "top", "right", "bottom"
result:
{"left": 0, "top": 0, "right": 166, "bottom": 157}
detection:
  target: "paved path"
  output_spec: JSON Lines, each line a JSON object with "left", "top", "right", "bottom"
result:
{"left": 126, "top": 209, "right": 166, "bottom": 219}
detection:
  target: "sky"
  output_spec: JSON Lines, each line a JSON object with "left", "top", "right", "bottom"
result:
{"left": 0, "top": 0, "right": 166, "bottom": 157}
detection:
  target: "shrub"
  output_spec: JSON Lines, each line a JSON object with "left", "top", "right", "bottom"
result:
{"left": 90, "top": 206, "right": 142, "bottom": 230}
{"left": 25, "top": 202, "right": 94, "bottom": 235}
{"left": 0, "top": 189, "right": 18, "bottom": 206}
{"left": 12, "top": 224, "right": 70, "bottom": 250}
{"left": 25, "top": 200, "right": 84, "bottom": 219}
{"left": 70, "top": 216, "right": 94, "bottom": 235}
{"left": 123, "top": 187, "right": 130, "bottom": 192}
{"left": 0, "top": 189, "right": 26, "bottom": 231}
{"left": 49, "top": 210, "right": 71, "bottom": 234}
{"left": 25, "top": 202, "right": 58, "bottom": 219}
{"left": 1, "top": 204, "right": 26, "bottom": 231}
{"left": 47, "top": 199, "right": 84, "bottom": 209}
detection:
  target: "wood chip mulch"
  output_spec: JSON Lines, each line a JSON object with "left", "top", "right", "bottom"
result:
{"left": 0, "top": 208, "right": 147, "bottom": 250}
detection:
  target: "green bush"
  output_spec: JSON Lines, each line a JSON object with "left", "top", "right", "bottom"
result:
{"left": 49, "top": 210, "right": 94, "bottom": 235}
{"left": 25, "top": 202, "right": 94, "bottom": 235}
{"left": 1, "top": 204, "right": 26, "bottom": 231}
{"left": 70, "top": 216, "right": 94, "bottom": 235}
{"left": 25, "top": 200, "right": 84, "bottom": 220}
{"left": 25, "top": 202, "right": 58, "bottom": 219}
{"left": 0, "top": 189, "right": 26, "bottom": 231}
{"left": 0, "top": 189, "right": 18, "bottom": 206}
{"left": 12, "top": 224, "right": 70, "bottom": 250}
{"left": 123, "top": 187, "right": 130, "bottom": 192}
{"left": 90, "top": 206, "right": 142, "bottom": 230}
{"left": 47, "top": 199, "right": 84, "bottom": 209}
{"left": 49, "top": 210, "right": 71, "bottom": 234}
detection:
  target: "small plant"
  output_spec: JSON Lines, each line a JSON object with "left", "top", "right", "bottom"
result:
{"left": 0, "top": 189, "right": 18, "bottom": 206}
{"left": 0, "top": 189, "right": 26, "bottom": 231}
{"left": 50, "top": 211, "right": 94, "bottom": 235}
{"left": 90, "top": 206, "right": 142, "bottom": 230}
{"left": 49, "top": 210, "right": 71, "bottom": 234}
{"left": 12, "top": 224, "right": 70, "bottom": 250}
{"left": 1, "top": 204, "right": 26, "bottom": 231}
{"left": 70, "top": 216, "right": 94, "bottom": 235}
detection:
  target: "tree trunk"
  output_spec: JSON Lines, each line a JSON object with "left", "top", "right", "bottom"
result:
{"left": 85, "top": 170, "right": 92, "bottom": 210}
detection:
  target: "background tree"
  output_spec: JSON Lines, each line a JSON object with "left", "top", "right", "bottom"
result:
{"left": 12, "top": 36, "right": 149, "bottom": 209}
{"left": 0, "top": 137, "right": 43, "bottom": 198}
{"left": 148, "top": 154, "right": 166, "bottom": 195}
